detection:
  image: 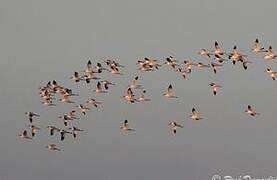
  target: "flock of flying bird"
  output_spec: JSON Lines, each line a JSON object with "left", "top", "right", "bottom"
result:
{"left": 18, "top": 39, "right": 277, "bottom": 151}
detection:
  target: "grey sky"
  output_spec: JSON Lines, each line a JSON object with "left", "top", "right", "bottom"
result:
{"left": 1, "top": 0, "right": 277, "bottom": 179}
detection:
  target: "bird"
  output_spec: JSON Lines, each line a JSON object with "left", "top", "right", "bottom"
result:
{"left": 101, "top": 80, "right": 115, "bottom": 90}
{"left": 59, "top": 95, "right": 75, "bottom": 104}
{"left": 138, "top": 90, "right": 151, "bottom": 102}
{"left": 264, "top": 46, "right": 277, "bottom": 60}
{"left": 210, "top": 62, "right": 223, "bottom": 74}
{"left": 46, "top": 126, "right": 60, "bottom": 136}
{"left": 25, "top": 112, "right": 40, "bottom": 123}
{"left": 94, "top": 81, "right": 108, "bottom": 93}
{"left": 163, "top": 84, "right": 178, "bottom": 98}
{"left": 245, "top": 105, "right": 260, "bottom": 117}
{"left": 77, "top": 104, "right": 90, "bottom": 115}
{"left": 60, "top": 129, "right": 72, "bottom": 141}
{"left": 168, "top": 121, "right": 183, "bottom": 134}
{"left": 182, "top": 60, "right": 196, "bottom": 73}
{"left": 70, "top": 72, "right": 83, "bottom": 82}
{"left": 228, "top": 45, "right": 247, "bottom": 65}
{"left": 45, "top": 144, "right": 61, "bottom": 151}
{"left": 122, "top": 87, "right": 137, "bottom": 103}
{"left": 18, "top": 130, "right": 32, "bottom": 139}
{"left": 197, "top": 49, "right": 211, "bottom": 58}
{"left": 128, "top": 76, "right": 143, "bottom": 89}
{"left": 214, "top": 41, "right": 224, "bottom": 56}
{"left": 209, "top": 83, "right": 222, "bottom": 95}
{"left": 165, "top": 56, "right": 178, "bottom": 69}
{"left": 265, "top": 68, "right": 277, "bottom": 80}
{"left": 242, "top": 60, "right": 252, "bottom": 70}
{"left": 109, "top": 65, "right": 123, "bottom": 75}
{"left": 86, "top": 98, "right": 102, "bottom": 108}
{"left": 95, "top": 62, "right": 109, "bottom": 73}
{"left": 29, "top": 125, "right": 40, "bottom": 137}
{"left": 214, "top": 54, "right": 228, "bottom": 63}
{"left": 144, "top": 57, "right": 162, "bottom": 69}
{"left": 84, "top": 60, "right": 93, "bottom": 74}
{"left": 190, "top": 108, "right": 202, "bottom": 120}
{"left": 251, "top": 38, "right": 266, "bottom": 53}
{"left": 105, "top": 59, "right": 124, "bottom": 68}
{"left": 176, "top": 67, "right": 188, "bottom": 79}
{"left": 120, "top": 120, "right": 135, "bottom": 131}
{"left": 195, "top": 62, "right": 210, "bottom": 69}
{"left": 68, "top": 126, "right": 84, "bottom": 138}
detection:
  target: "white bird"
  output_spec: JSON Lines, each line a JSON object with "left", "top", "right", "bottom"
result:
{"left": 195, "top": 62, "right": 210, "bottom": 69}
{"left": 197, "top": 49, "right": 211, "bottom": 58}
{"left": 70, "top": 72, "right": 83, "bottom": 82}
{"left": 77, "top": 104, "right": 90, "bottom": 115}
{"left": 29, "top": 125, "right": 40, "bottom": 137}
{"left": 25, "top": 112, "right": 40, "bottom": 123}
{"left": 190, "top": 108, "right": 202, "bottom": 120}
{"left": 264, "top": 46, "right": 277, "bottom": 60}
{"left": 176, "top": 67, "right": 189, "bottom": 79}
{"left": 168, "top": 121, "right": 183, "bottom": 134}
{"left": 214, "top": 41, "right": 224, "bottom": 56}
{"left": 228, "top": 45, "right": 247, "bottom": 65}
{"left": 214, "top": 54, "right": 228, "bottom": 63}
{"left": 210, "top": 62, "right": 223, "bottom": 74}
{"left": 265, "top": 68, "right": 277, "bottom": 80}
{"left": 94, "top": 81, "right": 108, "bottom": 93}
{"left": 45, "top": 144, "right": 61, "bottom": 151}
{"left": 101, "top": 80, "right": 115, "bottom": 90}
{"left": 241, "top": 60, "right": 252, "bottom": 70}
{"left": 46, "top": 126, "right": 60, "bottom": 136}
{"left": 60, "top": 129, "right": 72, "bottom": 141}
{"left": 209, "top": 83, "right": 222, "bottom": 96}
{"left": 18, "top": 130, "right": 32, "bottom": 139}
{"left": 165, "top": 56, "right": 178, "bottom": 69}
{"left": 68, "top": 126, "right": 84, "bottom": 138}
{"left": 128, "top": 76, "right": 143, "bottom": 89}
{"left": 120, "top": 120, "right": 135, "bottom": 132}
{"left": 109, "top": 65, "right": 123, "bottom": 75}
{"left": 122, "top": 87, "right": 137, "bottom": 103}
{"left": 251, "top": 38, "right": 266, "bottom": 53}
{"left": 138, "top": 90, "right": 151, "bottom": 102}
{"left": 59, "top": 95, "right": 75, "bottom": 104}
{"left": 163, "top": 84, "right": 178, "bottom": 98}
{"left": 245, "top": 105, "right": 260, "bottom": 117}
{"left": 86, "top": 98, "right": 102, "bottom": 108}
{"left": 182, "top": 60, "right": 196, "bottom": 73}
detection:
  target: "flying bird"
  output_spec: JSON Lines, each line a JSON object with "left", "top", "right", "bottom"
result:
{"left": 168, "top": 121, "right": 183, "bottom": 134}
{"left": 209, "top": 83, "right": 222, "bottom": 95}
{"left": 77, "top": 104, "right": 90, "bottom": 115}
{"left": 264, "top": 46, "right": 277, "bottom": 60}
{"left": 210, "top": 62, "right": 223, "bottom": 74}
{"left": 25, "top": 112, "right": 40, "bottom": 123}
{"left": 46, "top": 144, "right": 61, "bottom": 151}
{"left": 46, "top": 126, "right": 60, "bottom": 136}
{"left": 163, "top": 84, "right": 178, "bottom": 98}
{"left": 29, "top": 125, "right": 40, "bottom": 137}
{"left": 68, "top": 126, "right": 84, "bottom": 138}
{"left": 70, "top": 72, "right": 83, "bottom": 82}
{"left": 138, "top": 90, "right": 151, "bottom": 102}
{"left": 190, "top": 108, "right": 202, "bottom": 120}
{"left": 265, "top": 68, "right": 277, "bottom": 80}
{"left": 120, "top": 120, "right": 135, "bottom": 132}
{"left": 86, "top": 98, "right": 102, "bottom": 108}
{"left": 251, "top": 38, "right": 266, "bottom": 53}
{"left": 18, "top": 130, "right": 32, "bottom": 139}
{"left": 197, "top": 49, "right": 211, "bottom": 58}
{"left": 245, "top": 105, "right": 260, "bottom": 117}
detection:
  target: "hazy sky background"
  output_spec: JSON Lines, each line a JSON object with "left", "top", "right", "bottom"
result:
{"left": 1, "top": 0, "right": 277, "bottom": 179}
